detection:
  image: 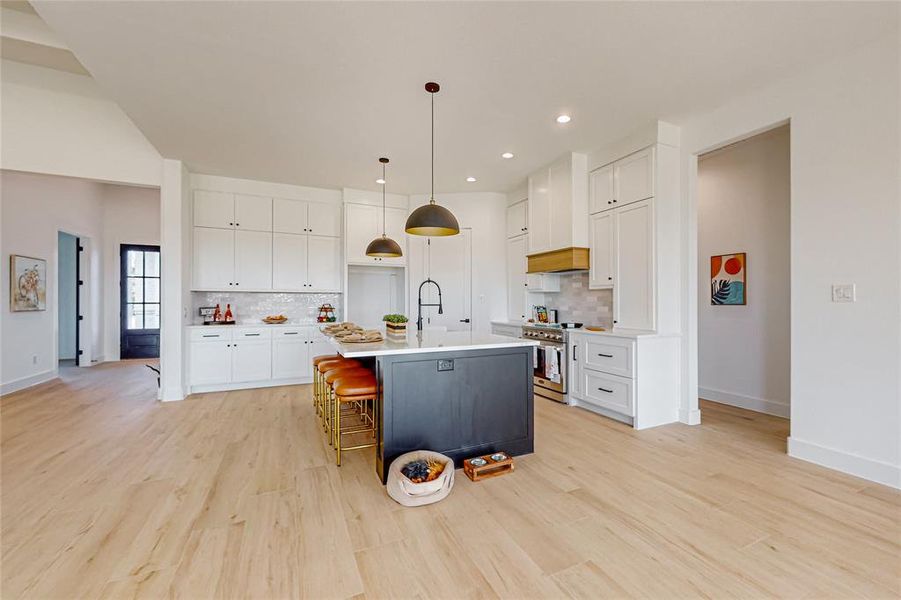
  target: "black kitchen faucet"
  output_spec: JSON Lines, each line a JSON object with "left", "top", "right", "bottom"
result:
{"left": 416, "top": 278, "right": 443, "bottom": 331}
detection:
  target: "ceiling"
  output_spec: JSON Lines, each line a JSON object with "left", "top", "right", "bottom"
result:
{"left": 29, "top": 1, "right": 897, "bottom": 194}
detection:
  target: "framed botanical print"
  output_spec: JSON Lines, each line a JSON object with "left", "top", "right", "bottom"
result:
{"left": 710, "top": 252, "right": 746, "bottom": 305}
{"left": 10, "top": 254, "right": 47, "bottom": 311}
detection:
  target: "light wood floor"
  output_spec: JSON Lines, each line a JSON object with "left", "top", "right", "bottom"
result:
{"left": 2, "top": 361, "right": 899, "bottom": 599}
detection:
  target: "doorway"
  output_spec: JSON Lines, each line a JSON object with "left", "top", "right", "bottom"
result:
{"left": 409, "top": 229, "right": 473, "bottom": 332}
{"left": 696, "top": 124, "right": 790, "bottom": 420}
{"left": 57, "top": 232, "right": 79, "bottom": 367}
{"left": 120, "top": 244, "right": 161, "bottom": 359}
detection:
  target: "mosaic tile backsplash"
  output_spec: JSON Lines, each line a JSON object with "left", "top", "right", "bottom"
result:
{"left": 191, "top": 292, "right": 342, "bottom": 325}
{"left": 546, "top": 272, "right": 613, "bottom": 327}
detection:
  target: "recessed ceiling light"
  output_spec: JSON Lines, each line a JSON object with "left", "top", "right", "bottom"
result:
{"left": 466, "top": 177, "right": 476, "bottom": 182}
{"left": 556, "top": 114, "right": 571, "bottom": 124}
{"left": 376, "top": 178, "right": 386, "bottom": 184}
{"left": 501, "top": 152, "right": 514, "bottom": 159}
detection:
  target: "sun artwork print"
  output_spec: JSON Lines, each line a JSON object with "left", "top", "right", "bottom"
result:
{"left": 710, "top": 253, "right": 746, "bottom": 305}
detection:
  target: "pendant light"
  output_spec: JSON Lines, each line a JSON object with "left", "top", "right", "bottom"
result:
{"left": 405, "top": 81, "right": 460, "bottom": 236}
{"left": 365, "top": 157, "right": 404, "bottom": 258}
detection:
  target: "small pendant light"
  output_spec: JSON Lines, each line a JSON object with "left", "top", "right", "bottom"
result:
{"left": 365, "top": 157, "right": 404, "bottom": 258}
{"left": 405, "top": 81, "right": 460, "bottom": 236}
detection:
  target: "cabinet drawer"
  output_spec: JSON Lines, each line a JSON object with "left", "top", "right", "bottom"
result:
{"left": 273, "top": 327, "right": 308, "bottom": 339}
{"left": 234, "top": 327, "right": 272, "bottom": 339}
{"left": 581, "top": 337, "right": 633, "bottom": 378}
{"left": 190, "top": 327, "right": 234, "bottom": 342}
{"left": 582, "top": 370, "right": 634, "bottom": 416}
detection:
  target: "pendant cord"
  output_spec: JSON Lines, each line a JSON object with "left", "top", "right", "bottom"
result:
{"left": 430, "top": 91, "right": 435, "bottom": 204}
{"left": 382, "top": 162, "right": 387, "bottom": 236}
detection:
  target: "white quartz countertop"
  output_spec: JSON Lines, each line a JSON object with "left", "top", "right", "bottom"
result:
{"left": 329, "top": 330, "right": 539, "bottom": 358}
{"left": 187, "top": 322, "right": 320, "bottom": 328}
{"left": 568, "top": 327, "right": 659, "bottom": 338}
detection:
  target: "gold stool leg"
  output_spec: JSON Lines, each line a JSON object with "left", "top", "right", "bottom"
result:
{"left": 335, "top": 398, "right": 342, "bottom": 466}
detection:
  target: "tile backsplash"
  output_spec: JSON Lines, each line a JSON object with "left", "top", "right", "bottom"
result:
{"left": 191, "top": 292, "right": 342, "bottom": 325}
{"left": 545, "top": 272, "right": 613, "bottom": 326}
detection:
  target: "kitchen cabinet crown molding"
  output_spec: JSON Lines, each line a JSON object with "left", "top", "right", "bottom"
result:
{"left": 343, "top": 187, "right": 409, "bottom": 210}
{"left": 190, "top": 174, "right": 342, "bottom": 205}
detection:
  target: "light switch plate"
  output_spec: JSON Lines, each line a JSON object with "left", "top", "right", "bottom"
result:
{"left": 832, "top": 284, "right": 856, "bottom": 303}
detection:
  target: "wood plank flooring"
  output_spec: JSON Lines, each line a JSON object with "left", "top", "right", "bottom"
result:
{"left": 2, "top": 361, "right": 899, "bottom": 599}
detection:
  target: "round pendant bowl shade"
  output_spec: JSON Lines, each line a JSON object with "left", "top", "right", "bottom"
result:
{"left": 405, "top": 203, "right": 460, "bottom": 236}
{"left": 365, "top": 235, "right": 404, "bottom": 257}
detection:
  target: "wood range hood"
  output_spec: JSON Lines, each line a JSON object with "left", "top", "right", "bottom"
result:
{"left": 527, "top": 247, "right": 590, "bottom": 274}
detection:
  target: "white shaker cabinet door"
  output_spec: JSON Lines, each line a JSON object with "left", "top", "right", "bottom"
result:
{"left": 345, "top": 203, "right": 379, "bottom": 264}
{"left": 614, "top": 199, "right": 654, "bottom": 330}
{"left": 234, "top": 194, "right": 272, "bottom": 232}
{"left": 615, "top": 147, "right": 655, "bottom": 206}
{"left": 194, "top": 190, "right": 234, "bottom": 229}
{"left": 506, "top": 235, "right": 528, "bottom": 321}
{"left": 527, "top": 170, "right": 551, "bottom": 253}
{"left": 377, "top": 207, "right": 408, "bottom": 266}
{"left": 307, "top": 235, "right": 342, "bottom": 291}
{"left": 273, "top": 198, "right": 309, "bottom": 234}
{"left": 234, "top": 230, "right": 272, "bottom": 290}
{"left": 272, "top": 233, "right": 308, "bottom": 290}
{"left": 589, "top": 164, "right": 615, "bottom": 214}
{"left": 272, "top": 334, "right": 310, "bottom": 379}
{"left": 588, "top": 211, "right": 614, "bottom": 289}
{"left": 193, "top": 227, "right": 234, "bottom": 290}
{"left": 231, "top": 339, "right": 272, "bottom": 383}
{"left": 189, "top": 341, "right": 231, "bottom": 385}
{"left": 307, "top": 202, "right": 342, "bottom": 237}
{"left": 506, "top": 201, "right": 528, "bottom": 238}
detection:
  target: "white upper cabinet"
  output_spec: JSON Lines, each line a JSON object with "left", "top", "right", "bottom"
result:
{"left": 614, "top": 199, "right": 654, "bottom": 330}
{"left": 272, "top": 233, "right": 308, "bottom": 290}
{"left": 193, "top": 227, "right": 235, "bottom": 289}
{"left": 527, "top": 153, "right": 588, "bottom": 253}
{"left": 307, "top": 236, "right": 342, "bottom": 290}
{"left": 234, "top": 194, "right": 272, "bottom": 231}
{"left": 588, "top": 212, "right": 614, "bottom": 289}
{"left": 194, "top": 190, "right": 235, "bottom": 228}
{"left": 307, "top": 202, "right": 342, "bottom": 237}
{"left": 273, "top": 198, "right": 308, "bottom": 234}
{"left": 590, "top": 147, "right": 655, "bottom": 214}
{"left": 527, "top": 169, "right": 551, "bottom": 253}
{"left": 588, "top": 164, "right": 614, "bottom": 214}
{"left": 615, "top": 147, "right": 655, "bottom": 206}
{"left": 234, "top": 230, "right": 272, "bottom": 290}
{"left": 345, "top": 203, "right": 407, "bottom": 266}
{"left": 506, "top": 200, "right": 528, "bottom": 238}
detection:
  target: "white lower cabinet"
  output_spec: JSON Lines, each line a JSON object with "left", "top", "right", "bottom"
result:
{"left": 491, "top": 323, "right": 523, "bottom": 338}
{"left": 581, "top": 370, "right": 634, "bottom": 416}
{"left": 189, "top": 326, "right": 328, "bottom": 391}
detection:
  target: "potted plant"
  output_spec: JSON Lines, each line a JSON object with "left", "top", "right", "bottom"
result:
{"left": 383, "top": 314, "right": 409, "bottom": 334}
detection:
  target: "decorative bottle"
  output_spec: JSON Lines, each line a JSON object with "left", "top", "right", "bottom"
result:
{"left": 224, "top": 303, "right": 233, "bottom": 322}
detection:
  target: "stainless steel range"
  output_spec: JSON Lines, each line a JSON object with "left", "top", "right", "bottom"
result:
{"left": 522, "top": 324, "right": 568, "bottom": 403}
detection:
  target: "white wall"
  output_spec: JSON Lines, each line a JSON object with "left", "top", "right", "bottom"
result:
{"left": 0, "top": 60, "right": 161, "bottom": 186}
{"left": 408, "top": 193, "right": 508, "bottom": 334}
{"left": 698, "top": 126, "right": 790, "bottom": 417}
{"left": 1, "top": 171, "right": 104, "bottom": 393}
{"left": 676, "top": 32, "right": 900, "bottom": 487}
{"left": 57, "top": 231, "right": 78, "bottom": 360}
{"left": 102, "top": 186, "right": 161, "bottom": 360}
{"left": 0, "top": 170, "right": 161, "bottom": 394}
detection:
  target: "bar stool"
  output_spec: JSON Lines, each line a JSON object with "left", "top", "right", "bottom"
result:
{"left": 332, "top": 374, "right": 378, "bottom": 466}
{"left": 323, "top": 365, "right": 372, "bottom": 443}
{"left": 316, "top": 358, "right": 360, "bottom": 420}
{"left": 312, "top": 354, "right": 339, "bottom": 408}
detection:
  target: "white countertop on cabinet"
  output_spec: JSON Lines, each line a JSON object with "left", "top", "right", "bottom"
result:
{"left": 330, "top": 330, "right": 538, "bottom": 358}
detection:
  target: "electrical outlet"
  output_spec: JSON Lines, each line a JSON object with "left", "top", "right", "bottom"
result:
{"left": 32, "top": 355, "right": 37, "bottom": 365}
{"left": 437, "top": 359, "right": 454, "bottom": 372}
{"left": 832, "top": 284, "right": 856, "bottom": 303}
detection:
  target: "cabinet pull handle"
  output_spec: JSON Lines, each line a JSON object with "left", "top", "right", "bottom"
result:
{"left": 597, "top": 387, "right": 613, "bottom": 393}
{"left": 608, "top": 276, "right": 612, "bottom": 281}
{"left": 229, "top": 222, "right": 234, "bottom": 226}
{"left": 284, "top": 332, "right": 299, "bottom": 335}
{"left": 573, "top": 345, "right": 577, "bottom": 361}
{"left": 202, "top": 334, "right": 219, "bottom": 338}
{"left": 244, "top": 333, "right": 260, "bottom": 337}
{"left": 597, "top": 353, "right": 613, "bottom": 358}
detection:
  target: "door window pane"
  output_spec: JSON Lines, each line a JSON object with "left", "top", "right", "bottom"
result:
{"left": 125, "top": 304, "right": 144, "bottom": 330}
{"left": 144, "top": 304, "right": 160, "bottom": 329}
{"left": 126, "top": 277, "right": 143, "bottom": 302}
{"left": 145, "top": 252, "right": 160, "bottom": 277}
{"left": 126, "top": 251, "right": 144, "bottom": 276}
{"left": 145, "top": 278, "right": 160, "bottom": 303}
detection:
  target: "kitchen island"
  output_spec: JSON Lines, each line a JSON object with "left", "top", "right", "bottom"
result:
{"left": 328, "top": 330, "right": 538, "bottom": 483}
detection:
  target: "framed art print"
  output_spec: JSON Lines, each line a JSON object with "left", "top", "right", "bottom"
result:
{"left": 10, "top": 254, "right": 47, "bottom": 311}
{"left": 710, "top": 253, "right": 746, "bottom": 305}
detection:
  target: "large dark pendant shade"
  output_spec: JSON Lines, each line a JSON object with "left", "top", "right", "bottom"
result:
{"left": 366, "top": 157, "right": 404, "bottom": 258}
{"left": 405, "top": 81, "right": 460, "bottom": 237}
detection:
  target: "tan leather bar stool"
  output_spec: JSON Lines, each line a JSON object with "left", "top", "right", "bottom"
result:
{"left": 332, "top": 374, "right": 378, "bottom": 466}
{"left": 312, "top": 354, "right": 339, "bottom": 409}
{"left": 316, "top": 358, "right": 360, "bottom": 420}
{"left": 323, "top": 366, "right": 372, "bottom": 444}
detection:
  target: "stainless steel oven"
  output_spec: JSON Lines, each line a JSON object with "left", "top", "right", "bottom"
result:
{"left": 522, "top": 325, "right": 568, "bottom": 403}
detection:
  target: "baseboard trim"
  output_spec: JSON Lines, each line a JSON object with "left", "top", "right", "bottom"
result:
{"left": 699, "top": 387, "right": 789, "bottom": 418}
{"left": 679, "top": 407, "right": 702, "bottom": 425}
{"left": 160, "top": 386, "right": 185, "bottom": 402}
{"left": 188, "top": 376, "right": 313, "bottom": 396}
{"left": 788, "top": 436, "right": 900, "bottom": 489}
{"left": 1, "top": 369, "right": 60, "bottom": 396}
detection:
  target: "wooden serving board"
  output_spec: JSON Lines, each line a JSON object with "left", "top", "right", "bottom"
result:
{"left": 463, "top": 452, "right": 514, "bottom": 482}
